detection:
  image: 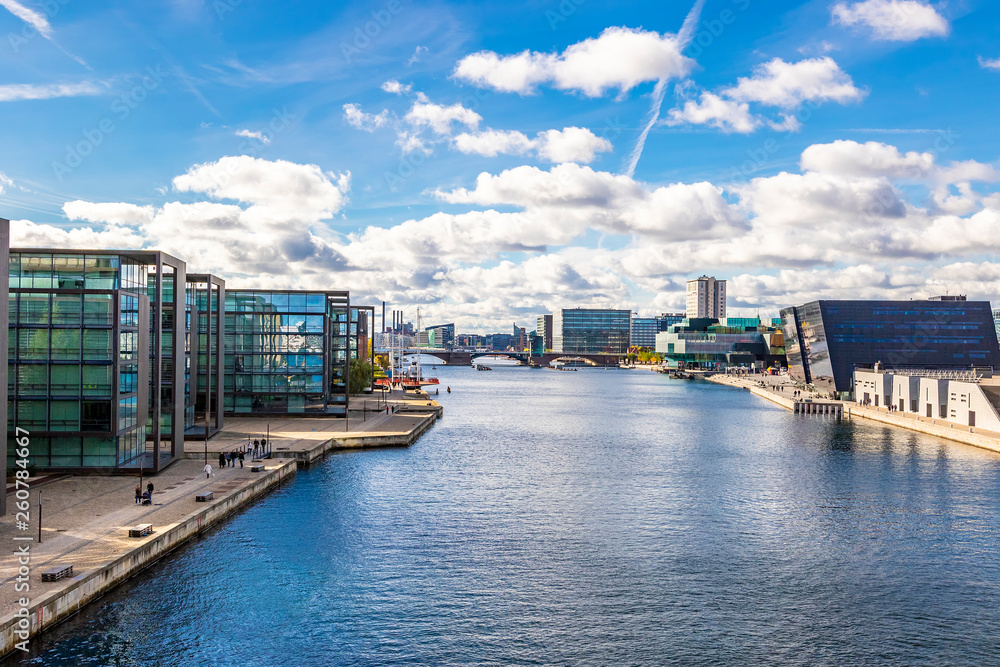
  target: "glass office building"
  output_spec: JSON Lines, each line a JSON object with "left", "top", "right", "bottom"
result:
{"left": 224, "top": 290, "right": 351, "bottom": 416}
{"left": 187, "top": 274, "right": 225, "bottom": 438}
{"left": 8, "top": 249, "right": 186, "bottom": 472}
{"left": 0, "top": 220, "right": 7, "bottom": 513}
{"left": 552, "top": 308, "right": 631, "bottom": 354}
{"left": 780, "top": 300, "right": 1000, "bottom": 397}
{"left": 655, "top": 318, "right": 775, "bottom": 369}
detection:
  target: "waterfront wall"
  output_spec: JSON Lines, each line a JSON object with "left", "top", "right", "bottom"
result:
{"left": 0, "top": 460, "right": 296, "bottom": 658}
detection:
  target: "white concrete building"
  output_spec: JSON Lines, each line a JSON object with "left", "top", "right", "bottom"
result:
{"left": 686, "top": 276, "right": 726, "bottom": 319}
{"left": 854, "top": 367, "right": 1000, "bottom": 430}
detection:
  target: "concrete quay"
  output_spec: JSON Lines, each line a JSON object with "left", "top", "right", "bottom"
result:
{"left": 707, "top": 374, "right": 1000, "bottom": 454}
{"left": 0, "top": 457, "right": 296, "bottom": 659}
{"left": 184, "top": 392, "right": 443, "bottom": 466}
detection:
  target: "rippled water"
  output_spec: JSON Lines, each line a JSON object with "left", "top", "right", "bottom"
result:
{"left": 11, "top": 368, "right": 1000, "bottom": 665}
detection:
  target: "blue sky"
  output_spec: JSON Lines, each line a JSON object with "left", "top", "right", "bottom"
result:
{"left": 2, "top": 0, "right": 999, "bottom": 331}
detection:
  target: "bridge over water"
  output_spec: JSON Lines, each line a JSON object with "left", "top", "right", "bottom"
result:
{"left": 392, "top": 350, "right": 623, "bottom": 367}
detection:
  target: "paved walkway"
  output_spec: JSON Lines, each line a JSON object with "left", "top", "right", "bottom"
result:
{"left": 0, "top": 457, "right": 291, "bottom": 617}
{"left": 185, "top": 390, "right": 442, "bottom": 459}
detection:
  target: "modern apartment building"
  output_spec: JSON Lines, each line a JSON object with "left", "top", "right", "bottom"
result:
{"left": 686, "top": 276, "right": 726, "bottom": 319}
{"left": 552, "top": 308, "right": 631, "bottom": 354}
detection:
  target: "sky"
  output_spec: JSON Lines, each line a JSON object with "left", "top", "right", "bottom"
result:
{"left": 1, "top": 0, "right": 999, "bottom": 333}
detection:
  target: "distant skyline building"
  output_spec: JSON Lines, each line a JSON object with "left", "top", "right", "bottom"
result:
{"left": 420, "top": 323, "right": 455, "bottom": 349}
{"left": 631, "top": 313, "right": 686, "bottom": 348}
{"left": 536, "top": 314, "right": 553, "bottom": 351}
{"left": 552, "top": 308, "right": 631, "bottom": 354}
{"left": 686, "top": 276, "right": 726, "bottom": 320}
{"left": 780, "top": 299, "right": 1000, "bottom": 398}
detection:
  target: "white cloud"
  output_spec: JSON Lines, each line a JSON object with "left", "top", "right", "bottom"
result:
{"left": 453, "top": 127, "right": 612, "bottom": 163}
{"left": 235, "top": 129, "right": 271, "bottom": 145}
{"left": 0, "top": 0, "right": 51, "bottom": 38}
{"left": 0, "top": 81, "right": 104, "bottom": 102}
{"left": 665, "top": 92, "right": 759, "bottom": 133}
{"left": 535, "top": 127, "right": 613, "bottom": 163}
{"left": 978, "top": 56, "right": 1000, "bottom": 71}
{"left": 723, "top": 57, "right": 863, "bottom": 108}
{"left": 832, "top": 0, "right": 949, "bottom": 41}
{"left": 800, "top": 140, "right": 935, "bottom": 179}
{"left": 172, "top": 155, "right": 350, "bottom": 223}
{"left": 381, "top": 79, "right": 412, "bottom": 95}
{"left": 452, "top": 129, "right": 535, "bottom": 157}
{"left": 408, "top": 45, "right": 428, "bottom": 66}
{"left": 62, "top": 201, "right": 155, "bottom": 226}
{"left": 342, "top": 103, "right": 389, "bottom": 132}
{"left": 404, "top": 101, "right": 481, "bottom": 135}
{"left": 452, "top": 26, "right": 693, "bottom": 97}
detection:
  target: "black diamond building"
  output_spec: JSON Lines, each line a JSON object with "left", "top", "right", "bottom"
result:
{"left": 779, "top": 299, "right": 1000, "bottom": 398}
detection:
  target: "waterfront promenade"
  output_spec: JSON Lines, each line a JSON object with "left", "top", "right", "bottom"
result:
{"left": 708, "top": 374, "right": 1000, "bottom": 455}
{"left": 185, "top": 392, "right": 443, "bottom": 465}
{"left": 0, "top": 390, "right": 443, "bottom": 658}
{"left": 0, "top": 457, "right": 296, "bottom": 657}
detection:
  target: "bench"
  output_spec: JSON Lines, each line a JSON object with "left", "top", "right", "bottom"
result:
{"left": 250, "top": 464, "right": 265, "bottom": 472}
{"left": 195, "top": 491, "right": 214, "bottom": 502}
{"left": 41, "top": 565, "right": 73, "bottom": 582}
{"left": 128, "top": 524, "right": 153, "bottom": 538}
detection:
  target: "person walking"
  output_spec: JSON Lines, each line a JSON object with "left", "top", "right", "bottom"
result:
{"left": 146, "top": 481, "right": 154, "bottom": 503}
{"left": 134, "top": 484, "right": 142, "bottom": 505}
{"left": 204, "top": 462, "right": 212, "bottom": 478}
{"left": 238, "top": 451, "right": 245, "bottom": 468}
{"left": 218, "top": 451, "right": 226, "bottom": 469}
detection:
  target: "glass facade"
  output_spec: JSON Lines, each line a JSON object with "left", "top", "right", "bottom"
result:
{"left": 224, "top": 290, "right": 350, "bottom": 416}
{"left": 7, "top": 251, "right": 190, "bottom": 470}
{"left": 654, "top": 319, "right": 771, "bottom": 368}
{"left": 780, "top": 300, "right": 1000, "bottom": 396}
{"left": 187, "top": 274, "right": 225, "bottom": 437}
{"left": 553, "top": 308, "right": 631, "bottom": 354}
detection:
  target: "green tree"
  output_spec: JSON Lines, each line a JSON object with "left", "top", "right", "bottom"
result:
{"left": 349, "top": 357, "right": 374, "bottom": 394}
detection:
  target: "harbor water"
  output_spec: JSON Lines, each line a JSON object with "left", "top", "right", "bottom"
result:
{"left": 11, "top": 366, "right": 1000, "bottom": 665}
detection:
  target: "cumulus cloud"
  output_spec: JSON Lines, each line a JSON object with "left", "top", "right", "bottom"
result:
{"left": 665, "top": 92, "right": 759, "bottom": 133}
{"left": 832, "top": 0, "right": 949, "bottom": 41}
{"left": 666, "top": 57, "right": 862, "bottom": 133}
{"left": 172, "top": 155, "right": 351, "bottom": 223}
{"left": 404, "top": 101, "right": 481, "bottom": 135}
{"left": 453, "top": 127, "right": 612, "bottom": 163}
{"left": 342, "top": 103, "right": 390, "bottom": 131}
{"left": 723, "top": 57, "right": 864, "bottom": 108}
{"left": 17, "top": 140, "right": 1000, "bottom": 332}
{"left": 452, "top": 26, "right": 694, "bottom": 96}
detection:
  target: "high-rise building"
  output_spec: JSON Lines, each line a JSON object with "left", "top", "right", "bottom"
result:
{"left": 552, "top": 308, "right": 631, "bottom": 354}
{"left": 686, "top": 276, "right": 726, "bottom": 319}
{"left": 536, "top": 315, "right": 553, "bottom": 351}
{"left": 781, "top": 300, "right": 1000, "bottom": 397}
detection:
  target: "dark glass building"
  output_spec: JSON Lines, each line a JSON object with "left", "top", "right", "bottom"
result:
{"left": 780, "top": 300, "right": 1000, "bottom": 397}
{"left": 0, "top": 220, "right": 7, "bottom": 513}
{"left": 553, "top": 308, "right": 631, "bottom": 354}
{"left": 224, "top": 290, "right": 350, "bottom": 416}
